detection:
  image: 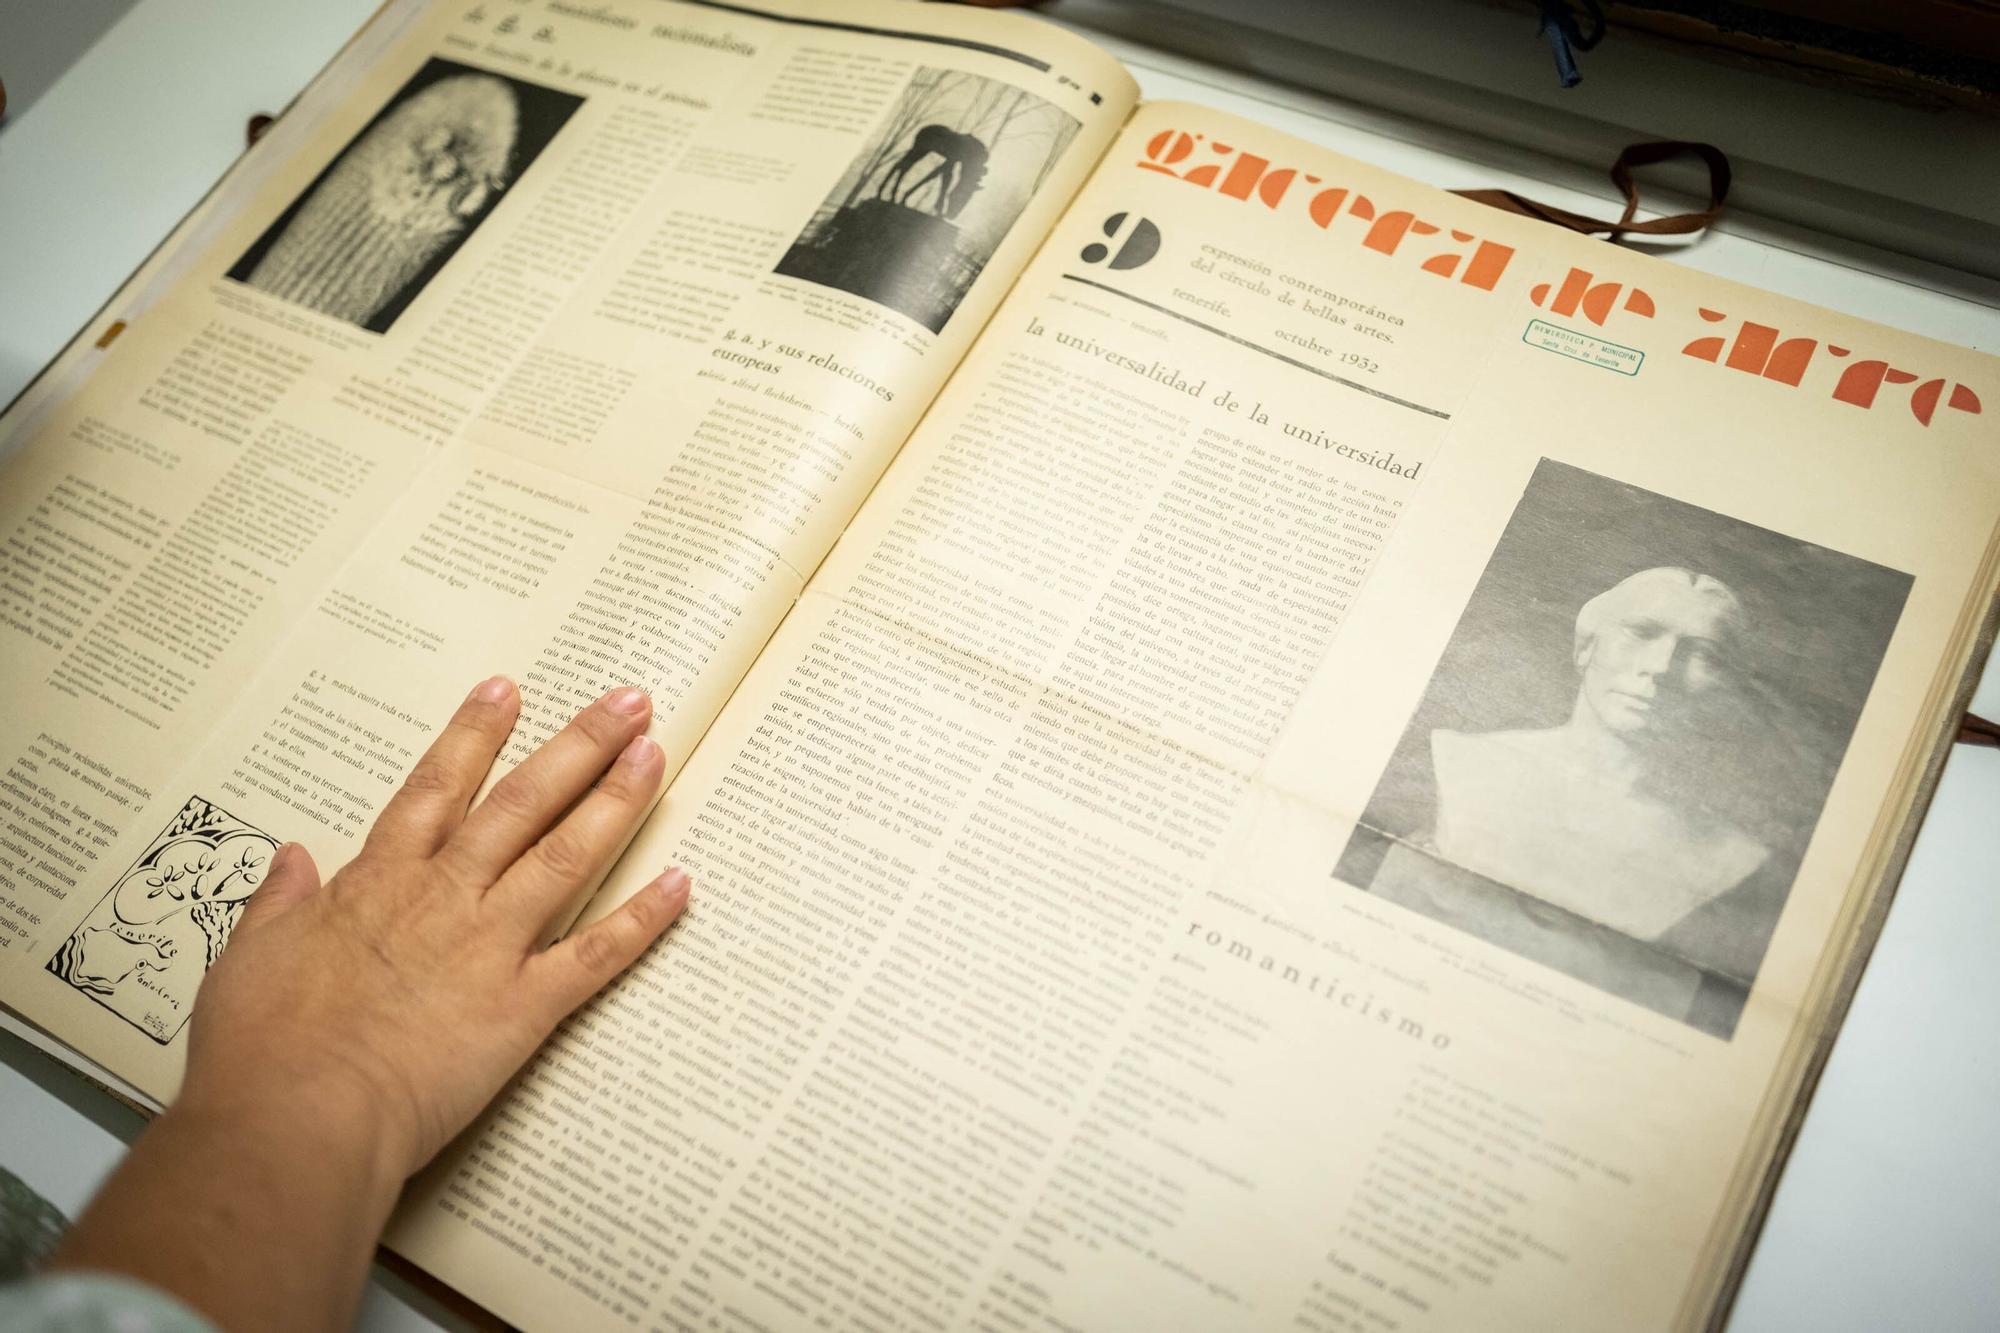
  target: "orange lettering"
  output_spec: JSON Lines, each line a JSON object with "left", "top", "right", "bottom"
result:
{"left": 1307, "top": 188, "right": 1375, "bottom": 230}
{"left": 1422, "top": 231, "right": 1516, "bottom": 290}
{"left": 1682, "top": 307, "right": 1729, "bottom": 362}
{"left": 1683, "top": 311, "right": 1813, "bottom": 384}
{"left": 1904, "top": 377, "right": 1982, "bottom": 425}
{"left": 1532, "top": 267, "right": 1655, "bottom": 325}
{"left": 1137, "top": 129, "right": 1227, "bottom": 186}
{"left": 1714, "top": 322, "right": 1818, "bottom": 386}
{"left": 1139, "top": 128, "right": 1197, "bottom": 172}
{"left": 1217, "top": 154, "right": 1299, "bottom": 208}
{"left": 1833, "top": 359, "right": 1920, "bottom": 410}
{"left": 1360, "top": 211, "right": 1439, "bottom": 257}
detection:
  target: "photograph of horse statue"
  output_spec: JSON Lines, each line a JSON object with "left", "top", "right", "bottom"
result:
{"left": 775, "top": 68, "right": 1081, "bottom": 333}
{"left": 879, "top": 124, "right": 990, "bottom": 221}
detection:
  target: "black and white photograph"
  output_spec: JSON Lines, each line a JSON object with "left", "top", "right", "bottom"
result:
{"left": 1334, "top": 459, "right": 1911, "bottom": 1039}
{"left": 773, "top": 66, "right": 1081, "bottom": 333}
{"left": 226, "top": 57, "right": 584, "bottom": 333}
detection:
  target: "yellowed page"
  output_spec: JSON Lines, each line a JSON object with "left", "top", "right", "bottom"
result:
{"left": 391, "top": 101, "right": 2000, "bottom": 1329}
{"left": 0, "top": 0, "right": 1135, "bottom": 1100}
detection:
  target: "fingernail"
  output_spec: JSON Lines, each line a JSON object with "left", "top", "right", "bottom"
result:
{"left": 473, "top": 675, "right": 513, "bottom": 703}
{"left": 655, "top": 866, "right": 691, "bottom": 906}
{"left": 605, "top": 685, "right": 648, "bottom": 716}
{"left": 618, "top": 735, "right": 660, "bottom": 770}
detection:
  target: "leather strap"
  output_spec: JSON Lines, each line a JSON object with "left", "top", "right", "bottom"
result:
{"left": 1958, "top": 713, "right": 2000, "bottom": 747}
{"left": 1453, "top": 140, "right": 1731, "bottom": 242}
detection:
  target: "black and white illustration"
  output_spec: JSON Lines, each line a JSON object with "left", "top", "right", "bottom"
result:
{"left": 774, "top": 67, "right": 1081, "bottom": 332}
{"left": 1334, "top": 459, "right": 1911, "bottom": 1038}
{"left": 47, "top": 796, "right": 278, "bottom": 1044}
{"left": 227, "top": 58, "right": 584, "bottom": 333}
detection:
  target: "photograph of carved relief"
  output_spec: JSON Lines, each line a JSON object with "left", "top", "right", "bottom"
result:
{"left": 227, "top": 58, "right": 584, "bottom": 333}
{"left": 46, "top": 796, "right": 278, "bottom": 1044}
{"left": 1334, "top": 459, "right": 1911, "bottom": 1039}
{"left": 774, "top": 66, "right": 1081, "bottom": 333}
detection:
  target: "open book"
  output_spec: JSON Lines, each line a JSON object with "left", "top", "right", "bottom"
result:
{"left": 3, "top": 0, "right": 1996, "bottom": 1327}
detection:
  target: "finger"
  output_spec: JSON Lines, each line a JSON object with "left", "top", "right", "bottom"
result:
{"left": 529, "top": 867, "right": 689, "bottom": 1016}
{"left": 239, "top": 842, "right": 322, "bottom": 925}
{"left": 367, "top": 676, "right": 519, "bottom": 857}
{"left": 441, "top": 685, "right": 652, "bottom": 886}
{"left": 488, "top": 733, "right": 665, "bottom": 935}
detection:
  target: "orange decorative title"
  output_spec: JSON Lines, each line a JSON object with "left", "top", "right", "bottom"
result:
{"left": 1138, "top": 130, "right": 1983, "bottom": 427}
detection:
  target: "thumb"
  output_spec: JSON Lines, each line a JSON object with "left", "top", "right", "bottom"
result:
{"left": 243, "top": 841, "right": 322, "bottom": 921}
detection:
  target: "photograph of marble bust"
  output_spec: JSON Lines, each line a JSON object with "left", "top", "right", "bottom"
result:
{"left": 1428, "top": 567, "right": 1768, "bottom": 936}
{"left": 1335, "top": 460, "right": 1910, "bottom": 1038}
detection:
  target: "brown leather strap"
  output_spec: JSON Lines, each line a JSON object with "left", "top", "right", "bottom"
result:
{"left": 1959, "top": 712, "right": 2000, "bottom": 747}
{"left": 1453, "top": 140, "right": 1731, "bottom": 242}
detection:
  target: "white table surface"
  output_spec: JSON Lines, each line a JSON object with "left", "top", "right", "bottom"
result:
{"left": 1, "top": 2, "right": 1996, "bottom": 1329}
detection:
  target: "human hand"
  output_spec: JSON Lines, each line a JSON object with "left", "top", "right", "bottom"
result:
{"left": 175, "top": 677, "right": 689, "bottom": 1184}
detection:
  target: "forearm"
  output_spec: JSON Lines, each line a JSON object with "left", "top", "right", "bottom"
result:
{"left": 40, "top": 679, "right": 686, "bottom": 1326}
{"left": 50, "top": 1078, "right": 406, "bottom": 1332}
